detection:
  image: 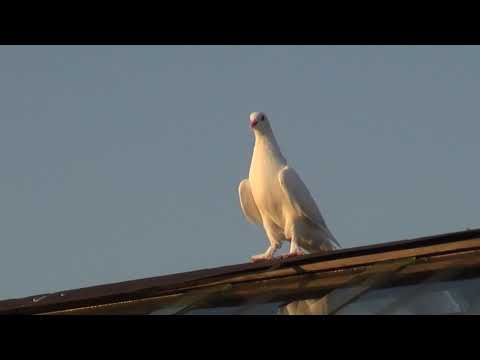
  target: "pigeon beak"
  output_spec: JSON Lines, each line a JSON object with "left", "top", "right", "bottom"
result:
{"left": 250, "top": 119, "right": 258, "bottom": 128}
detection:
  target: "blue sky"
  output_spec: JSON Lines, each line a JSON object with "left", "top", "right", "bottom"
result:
{"left": 1, "top": 45, "right": 479, "bottom": 300}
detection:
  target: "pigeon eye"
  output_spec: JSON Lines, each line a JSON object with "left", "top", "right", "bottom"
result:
{"left": 260, "top": 115, "right": 265, "bottom": 121}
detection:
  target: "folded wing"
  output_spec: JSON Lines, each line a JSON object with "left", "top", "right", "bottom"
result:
{"left": 278, "top": 166, "right": 340, "bottom": 248}
{"left": 238, "top": 179, "right": 262, "bottom": 225}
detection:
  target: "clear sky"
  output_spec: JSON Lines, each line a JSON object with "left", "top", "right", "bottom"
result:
{"left": 1, "top": 45, "right": 479, "bottom": 300}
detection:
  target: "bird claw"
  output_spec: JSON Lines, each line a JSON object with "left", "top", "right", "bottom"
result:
{"left": 250, "top": 254, "right": 274, "bottom": 263}
{"left": 280, "top": 250, "right": 305, "bottom": 259}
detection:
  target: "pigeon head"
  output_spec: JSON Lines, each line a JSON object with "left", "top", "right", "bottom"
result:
{"left": 249, "top": 112, "right": 272, "bottom": 134}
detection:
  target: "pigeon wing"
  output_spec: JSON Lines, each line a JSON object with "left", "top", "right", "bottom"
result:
{"left": 278, "top": 166, "right": 340, "bottom": 247}
{"left": 238, "top": 179, "right": 262, "bottom": 225}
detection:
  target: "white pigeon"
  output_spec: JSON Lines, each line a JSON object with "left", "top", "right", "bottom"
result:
{"left": 238, "top": 112, "right": 340, "bottom": 262}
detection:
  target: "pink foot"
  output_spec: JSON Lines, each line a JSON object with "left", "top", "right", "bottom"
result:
{"left": 250, "top": 254, "right": 274, "bottom": 263}
{"left": 280, "top": 250, "right": 305, "bottom": 259}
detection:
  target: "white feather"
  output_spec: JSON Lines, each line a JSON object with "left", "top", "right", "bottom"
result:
{"left": 238, "top": 179, "right": 262, "bottom": 225}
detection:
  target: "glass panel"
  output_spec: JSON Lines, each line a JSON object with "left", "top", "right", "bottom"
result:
{"left": 277, "top": 257, "right": 416, "bottom": 315}
{"left": 148, "top": 253, "right": 480, "bottom": 315}
{"left": 338, "top": 275, "right": 480, "bottom": 315}
{"left": 149, "top": 284, "right": 233, "bottom": 315}
{"left": 185, "top": 302, "right": 283, "bottom": 315}
{"left": 277, "top": 270, "right": 480, "bottom": 315}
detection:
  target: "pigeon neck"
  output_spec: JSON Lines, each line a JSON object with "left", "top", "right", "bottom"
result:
{"left": 254, "top": 130, "right": 287, "bottom": 164}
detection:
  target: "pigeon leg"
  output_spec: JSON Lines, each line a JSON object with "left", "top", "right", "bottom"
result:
{"left": 251, "top": 223, "right": 284, "bottom": 262}
{"left": 281, "top": 236, "right": 305, "bottom": 259}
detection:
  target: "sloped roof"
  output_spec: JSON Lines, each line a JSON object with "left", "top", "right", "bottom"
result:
{"left": 1, "top": 228, "right": 480, "bottom": 315}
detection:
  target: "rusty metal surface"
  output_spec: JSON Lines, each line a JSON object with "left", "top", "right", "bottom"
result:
{"left": 1, "top": 228, "right": 479, "bottom": 315}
